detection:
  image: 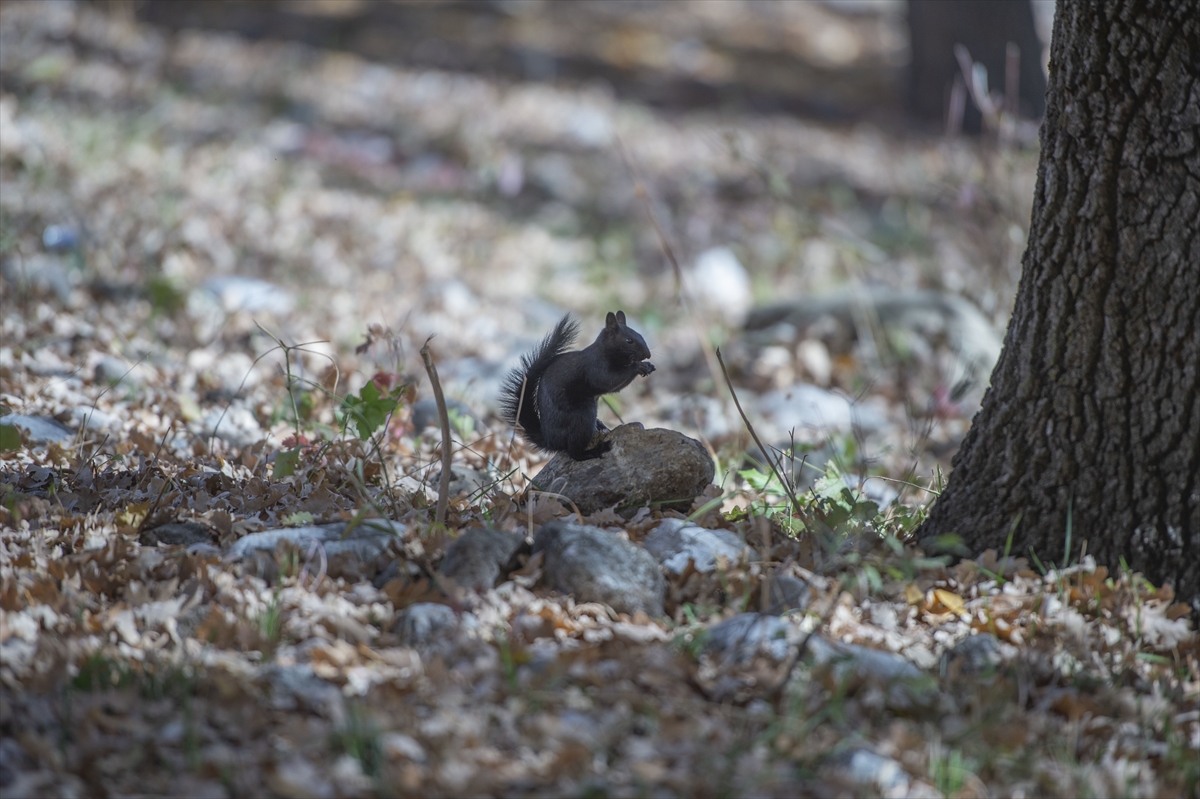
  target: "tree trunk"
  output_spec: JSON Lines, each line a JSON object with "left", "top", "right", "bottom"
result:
{"left": 918, "top": 0, "right": 1200, "bottom": 611}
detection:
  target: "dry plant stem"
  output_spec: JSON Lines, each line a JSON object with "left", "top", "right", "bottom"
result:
{"left": 758, "top": 515, "right": 772, "bottom": 614}
{"left": 420, "top": 338, "right": 452, "bottom": 526}
{"left": 136, "top": 423, "right": 177, "bottom": 534}
{"left": 714, "top": 347, "right": 803, "bottom": 517}
{"left": 526, "top": 490, "right": 584, "bottom": 527}
{"left": 510, "top": 372, "right": 530, "bottom": 453}
{"left": 341, "top": 463, "right": 394, "bottom": 526}
{"left": 299, "top": 540, "right": 328, "bottom": 592}
{"left": 214, "top": 323, "right": 337, "bottom": 448}
{"left": 131, "top": 416, "right": 170, "bottom": 492}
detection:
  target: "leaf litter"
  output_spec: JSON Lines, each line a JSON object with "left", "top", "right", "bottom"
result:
{"left": 1, "top": 3, "right": 1196, "bottom": 797}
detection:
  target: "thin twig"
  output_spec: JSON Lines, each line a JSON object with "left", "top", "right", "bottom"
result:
{"left": 714, "top": 347, "right": 802, "bottom": 517}
{"left": 524, "top": 489, "right": 587, "bottom": 543}
{"left": 759, "top": 514, "right": 772, "bottom": 614}
{"left": 526, "top": 489, "right": 584, "bottom": 521}
{"left": 420, "top": 337, "right": 452, "bottom": 526}
{"left": 137, "top": 422, "right": 178, "bottom": 534}
{"left": 299, "top": 539, "right": 328, "bottom": 592}
{"left": 508, "top": 371, "right": 530, "bottom": 454}
{"left": 213, "top": 323, "right": 337, "bottom": 449}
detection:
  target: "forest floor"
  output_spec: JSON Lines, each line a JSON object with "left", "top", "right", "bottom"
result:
{"left": 1, "top": 3, "right": 1197, "bottom": 797}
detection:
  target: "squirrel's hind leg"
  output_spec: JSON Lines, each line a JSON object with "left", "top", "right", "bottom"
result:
{"left": 571, "top": 439, "right": 612, "bottom": 461}
{"left": 568, "top": 421, "right": 611, "bottom": 461}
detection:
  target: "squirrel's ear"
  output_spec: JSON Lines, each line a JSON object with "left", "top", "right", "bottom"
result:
{"left": 606, "top": 311, "right": 617, "bottom": 328}
{"left": 616, "top": 310, "right": 626, "bottom": 325}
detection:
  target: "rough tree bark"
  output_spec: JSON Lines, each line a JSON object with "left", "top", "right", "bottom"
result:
{"left": 918, "top": 0, "right": 1200, "bottom": 610}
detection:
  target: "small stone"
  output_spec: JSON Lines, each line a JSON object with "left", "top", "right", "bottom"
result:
{"left": 71, "top": 406, "right": 119, "bottom": 432}
{"left": 94, "top": 356, "right": 148, "bottom": 388}
{"left": 260, "top": 663, "right": 346, "bottom": 719}
{"left": 687, "top": 246, "right": 753, "bottom": 325}
{"left": 2, "top": 253, "right": 77, "bottom": 302}
{"left": 330, "top": 754, "right": 372, "bottom": 797}
{"left": 411, "top": 397, "right": 477, "bottom": 432}
{"left": 42, "top": 223, "right": 80, "bottom": 251}
{"left": 941, "top": 632, "right": 1002, "bottom": 677}
{"left": 381, "top": 732, "right": 427, "bottom": 763}
{"left": 199, "top": 405, "right": 263, "bottom": 448}
{"left": 643, "top": 518, "right": 744, "bottom": 575}
{"left": 705, "top": 613, "right": 794, "bottom": 664}
{"left": 428, "top": 466, "right": 491, "bottom": 499}
{"left": 439, "top": 527, "right": 525, "bottom": 591}
{"left": 140, "top": 521, "right": 214, "bottom": 547}
{"left": 763, "top": 575, "right": 811, "bottom": 615}
{"left": 394, "top": 602, "right": 461, "bottom": 645}
{"left": 829, "top": 749, "right": 914, "bottom": 797}
{"left": 0, "top": 415, "right": 74, "bottom": 445}
{"left": 203, "top": 276, "right": 295, "bottom": 316}
{"left": 796, "top": 339, "right": 832, "bottom": 386}
{"left": 266, "top": 755, "right": 333, "bottom": 799}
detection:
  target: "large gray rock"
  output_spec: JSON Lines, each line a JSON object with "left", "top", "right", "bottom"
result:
{"left": 227, "top": 519, "right": 403, "bottom": 562}
{"left": 643, "top": 518, "right": 744, "bottom": 575}
{"left": 532, "top": 521, "right": 665, "bottom": 617}
{"left": 439, "top": 527, "right": 525, "bottom": 591}
{"left": 530, "top": 424, "right": 714, "bottom": 515}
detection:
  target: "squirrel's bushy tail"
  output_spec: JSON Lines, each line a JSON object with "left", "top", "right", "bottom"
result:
{"left": 499, "top": 315, "right": 578, "bottom": 449}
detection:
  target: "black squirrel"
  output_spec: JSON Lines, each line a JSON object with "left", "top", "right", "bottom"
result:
{"left": 500, "top": 311, "right": 655, "bottom": 460}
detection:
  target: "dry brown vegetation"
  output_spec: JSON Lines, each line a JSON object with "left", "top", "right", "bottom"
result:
{"left": 1, "top": 3, "right": 1196, "bottom": 797}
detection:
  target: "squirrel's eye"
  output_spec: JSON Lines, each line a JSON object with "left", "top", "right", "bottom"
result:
{"left": 625, "top": 338, "right": 632, "bottom": 344}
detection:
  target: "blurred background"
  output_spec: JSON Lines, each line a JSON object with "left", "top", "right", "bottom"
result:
{"left": 134, "top": 0, "right": 1053, "bottom": 128}
{"left": 1, "top": 0, "right": 1055, "bottom": 496}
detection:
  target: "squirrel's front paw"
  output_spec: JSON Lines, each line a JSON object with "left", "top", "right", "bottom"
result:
{"left": 637, "top": 361, "right": 656, "bottom": 377}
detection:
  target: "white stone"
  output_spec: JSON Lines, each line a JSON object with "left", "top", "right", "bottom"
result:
{"left": 688, "top": 246, "right": 752, "bottom": 324}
